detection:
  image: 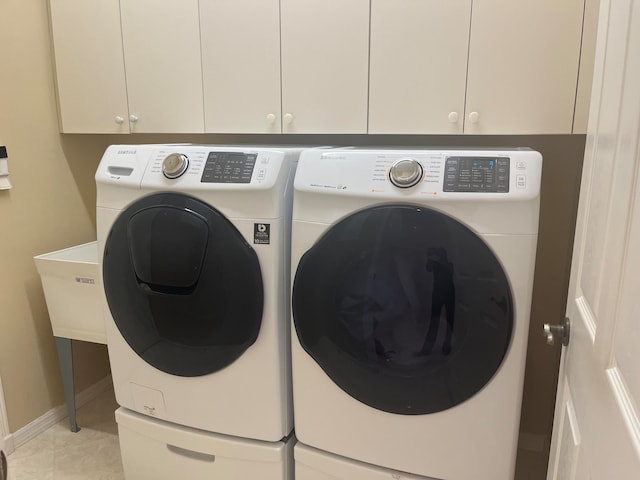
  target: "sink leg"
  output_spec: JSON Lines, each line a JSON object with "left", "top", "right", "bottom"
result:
{"left": 54, "top": 337, "right": 80, "bottom": 433}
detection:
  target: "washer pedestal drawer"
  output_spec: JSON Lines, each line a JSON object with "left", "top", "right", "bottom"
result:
{"left": 116, "top": 408, "right": 294, "bottom": 480}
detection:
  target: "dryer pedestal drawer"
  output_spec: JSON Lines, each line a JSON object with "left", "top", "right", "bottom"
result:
{"left": 295, "top": 443, "right": 435, "bottom": 480}
{"left": 116, "top": 408, "right": 294, "bottom": 480}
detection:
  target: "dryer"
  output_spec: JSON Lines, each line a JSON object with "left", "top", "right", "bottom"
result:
{"left": 290, "top": 148, "right": 542, "bottom": 480}
{"left": 96, "top": 144, "right": 300, "bottom": 443}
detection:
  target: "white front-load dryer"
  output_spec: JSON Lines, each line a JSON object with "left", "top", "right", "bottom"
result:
{"left": 290, "top": 148, "right": 542, "bottom": 480}
{"left": 96, "top": 144, "right": 301, "bottom": 443}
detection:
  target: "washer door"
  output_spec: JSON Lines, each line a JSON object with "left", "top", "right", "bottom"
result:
{"left": 292, "top": 205, "right": 513, "bottom": 414}
{"left": 103, "top": 192, "right": 263, "bottom": 377}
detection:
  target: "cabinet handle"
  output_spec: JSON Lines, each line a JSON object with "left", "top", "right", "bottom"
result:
{"left": 129, "top": 115, "right": 139, "bottom": 124}
{"left": 468, "top": 111, "right": 480, "bottom": 123}
{"left": 266, "top": 113, "right": 276, "bottom": 124}
{"left": 115, "top": 116, "right": 125, "bottom": 125}
{"left": 448, "top": 112, "right": 459, "bottom": 123}
{"left": 284, "top": 113, "right": 294, "bottom": 124}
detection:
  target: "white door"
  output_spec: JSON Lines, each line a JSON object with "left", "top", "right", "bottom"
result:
{"left": 368, "top": 0, "right": 471, "bottom": 134}
{"left": 547, "top": 0, "right": 640, "bottom": 478}
{"left": 120, "top": 0, "right": 204, "bottom": 133}
{"left": 49, "top": 0, "right": 129, "bottom": 133}
{"left": 200, "top": 0, "right": 281, "bottom": 133}
{"left": 280, "top": 0, "right": 369, "bottom": 134}
{"left": 464, "top": 0, "right": 584, "bottom": 134}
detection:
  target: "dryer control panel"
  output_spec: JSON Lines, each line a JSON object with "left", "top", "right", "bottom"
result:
{"left": 443, "top": 156, "right": 510, "bottom": 193}
{"left": 294, "top": 148, "right": 542, "bottom": 202}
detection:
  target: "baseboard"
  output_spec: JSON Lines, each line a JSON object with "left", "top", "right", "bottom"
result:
{"left": 6, "top": 375, "right": 112, "bottom": 453}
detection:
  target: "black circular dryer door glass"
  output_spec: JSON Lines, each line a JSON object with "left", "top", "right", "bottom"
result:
{"left": 292, "top": 205, "right": 513, "bottom": 414}
{"left": 103, "top": 192, "right": 263, "bottom": 377}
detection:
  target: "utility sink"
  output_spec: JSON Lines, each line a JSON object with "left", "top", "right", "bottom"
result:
{"left": 34, "top": 241, "right": 105, "bottom": 344}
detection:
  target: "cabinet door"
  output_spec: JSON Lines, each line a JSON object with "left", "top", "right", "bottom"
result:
{"left": 49, "top": 0, "right": 129, "bottom": 133}
{"left": 120, "top": 0, "right": 204, "bottom": 133}
{"left": 369, "top": 0, "right": 471, "bottom": 134}
{"left": 465, "top": 0, "right": 584, "bottom": 134}
{"left": 281, "top": 0, "right": 369, "bottom": 134}
{"left": 200, "top": 0, "right": 281, "bottom": 133}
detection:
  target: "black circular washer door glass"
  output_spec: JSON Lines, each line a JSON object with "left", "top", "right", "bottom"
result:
{"left": 103, "top": 192, "right": 263, "bottom": 377}
{"left": 292, "top": 204, "right": 513, "bottom": 414}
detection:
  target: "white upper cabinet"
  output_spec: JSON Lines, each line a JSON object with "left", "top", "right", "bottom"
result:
{"left": 200, "top": 0, "right": 281, "bottom": 133}
{"left": 49, "top": 0, "right": 129, "bottom": 133}
{"left": 280, "top": 0, "right": 370, "bottom": 134}
{"left": 369, "top": 0, "right": 472, "bottom": 134}
{"left": 464, "top": 0, "right": 585, "bottom": 134}
{"left": 119, "top": 0, "right": 204, "bottom": 133}
{"left": 49, "top": 0, "right": 590, "bottom": 135}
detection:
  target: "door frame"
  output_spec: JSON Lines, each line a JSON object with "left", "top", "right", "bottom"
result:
{"left": 0, "top": 375, "right": 13, "bottom": 454}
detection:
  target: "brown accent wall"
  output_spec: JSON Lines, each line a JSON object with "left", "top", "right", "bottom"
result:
{"left": 1, "top": 3, "right": 582, "bottom": 479}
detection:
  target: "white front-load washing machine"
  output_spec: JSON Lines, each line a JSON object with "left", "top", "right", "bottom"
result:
{"left": 96, "top": 144, "right": 300, "bottom": 444}
{"left": 290, "top": 148, "right": 542, "bottom": 480}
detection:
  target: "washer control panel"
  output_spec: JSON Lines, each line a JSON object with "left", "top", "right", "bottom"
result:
{"left": 200, "top": 151, "right": 258, "bottom": 184}
{"left": 443, "top": 156, "right": 510, "bottom": 193}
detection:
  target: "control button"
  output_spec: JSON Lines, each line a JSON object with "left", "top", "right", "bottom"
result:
{"left": 257, "top": 168, "right": 267, "bottom": 180}
{"left": 389, "top": 159, "right": 423, "bottom": 188}
{"left": 516, "top": 174, "right": 526, "bottom": 189}
{"left": 516, "top": 161, "right": 526, "bottom": 170}
{"left": 162, "top": 153, "right": 189, "bottom": 179}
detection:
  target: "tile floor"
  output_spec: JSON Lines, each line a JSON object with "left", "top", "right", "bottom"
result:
{"left": 6, "top": 387, "right": 123, "bottom": 480}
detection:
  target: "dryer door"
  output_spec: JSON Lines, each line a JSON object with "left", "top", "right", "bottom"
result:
{"left": 292, "top": 204, "right": 513, "bottom": 414}
{"left": 103, "top": 192, "right": 263, "bottom": 377}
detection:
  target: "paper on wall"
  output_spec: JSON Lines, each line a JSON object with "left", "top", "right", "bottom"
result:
{"left": 0, "top": 146, "right": 10, "bottom": 190}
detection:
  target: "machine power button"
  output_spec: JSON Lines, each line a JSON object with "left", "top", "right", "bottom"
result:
{"left": 389, "top": 159, "right": 423, "bottom": 188}
{"left": 162, "top": 153, "right": 189, "bottom": 179}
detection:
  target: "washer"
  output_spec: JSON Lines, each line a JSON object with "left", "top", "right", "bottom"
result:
{"left": 96, "top": 144, "right": 301, "bottom": 442}
{"left": 290, "top": 148, "right": 542, "bottom": 480}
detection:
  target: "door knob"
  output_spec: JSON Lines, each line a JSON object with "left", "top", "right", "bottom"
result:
{"left": 543, "top": 317, "right": 570, "bottom": 346}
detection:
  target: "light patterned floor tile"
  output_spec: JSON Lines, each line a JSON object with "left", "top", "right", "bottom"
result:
{"left": 7, "top": 387, "right": 124, "bottom": 480}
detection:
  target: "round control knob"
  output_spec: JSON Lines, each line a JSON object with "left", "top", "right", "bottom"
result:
{"left": 389, "top": 159, "right": 423, "bottom": 188}
{"left": 162, "top": 153, "right": 189, "bottom": 179}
